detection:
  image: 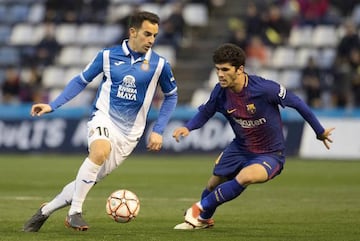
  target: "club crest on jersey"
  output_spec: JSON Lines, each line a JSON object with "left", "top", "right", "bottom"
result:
{"left": 141, "top": 60, "right": 149, "bottom": 71}
{"left": 246, "top": 103, "right": 256, "bottom": 115}
{"left": 117, "top": 75, "right": 137, "bottom": 100}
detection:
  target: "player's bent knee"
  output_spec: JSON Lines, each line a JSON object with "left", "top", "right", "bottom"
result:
{"left": 89, "top": 140, "right": 111, "bottom": 165}
{"left": 89, "top": 150, "right": 109, "bottom": 165}
{"left": 236, "top": 164, "right": 269, "bottom": 186}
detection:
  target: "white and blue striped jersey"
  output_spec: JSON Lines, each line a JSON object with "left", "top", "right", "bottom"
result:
{"left": 78, "top": 40, "right": 177, "bottom": 138}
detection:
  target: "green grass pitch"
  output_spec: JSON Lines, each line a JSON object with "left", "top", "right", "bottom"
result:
{"left": 0, "top": 154, "right": 359, "bottom": 241}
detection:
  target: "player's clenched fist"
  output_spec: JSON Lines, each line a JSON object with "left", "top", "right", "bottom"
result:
{"left": 30, "top": 103, "right": 52, "bottom": 116}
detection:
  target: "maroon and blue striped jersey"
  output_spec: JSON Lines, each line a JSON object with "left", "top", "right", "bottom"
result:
{"left": 186, "top": 74, "right": 324, "bottom": 154}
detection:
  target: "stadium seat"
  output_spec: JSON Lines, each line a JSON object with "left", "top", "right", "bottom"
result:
{"left": 139, "top": 3, "right": 161, "bottom": 16}
{"left": 352, "top": 4, "right": 360, "bottom": 26}
{"left": 67, "top": 89, "right": 96, "bottom": 106}
{"left": 190, "top": 88, "right": 211, "bottom": 108}
{"left": 106, "top": 4, "right": 132, "bottom": 23}
{"left": 0, "top": 68, "right": 5, "bottom": 84}
{"left": 10, "top": 24, "right": 36, "bottom": 45}
{"left": 48, "top": 88, "right": 63, "bottom": 102}
{"left": 32, "top": 24, "right": 47, "bottom": 44}
{"left": 207, "top": 68, "right": 218, "bottom": 89}
{"left": 0, "top": 47, "right": 20, "bottom": 66}
{"left": 100, "top": 25, "right": 123, "bottom": 45}
{"left": 64, "top": 67, "right": 83, "bottom": 85}
{"left": 57, "top": 46, "right": 83, "bottom": 66}
{"left": 270, "top": 47, "right": 296, "bottom": 68}
{"left": 153, "top": 45, "right": 176, "bottom": 66}
{"left": 277, "top": 69, "right": 302, "bottom": 90}
{"left": 27, "top": 3, "right": 45, "bottom": 23}
{"left": 0, "top": 5, "right": 7, "bottom": 23}
{"left": 257, "top": 68, "right": 279, "bottom": 81}
{"left": 55, "top": 24, "right": 78, "bottom": 45}
{"left": 158, "top": 3, "right": 173, "bottom": 19}
{"left": 295, "top": 47, "right": 319, "bottom": 68}
{"left": 77, "top": 24, "right": 101, "bottom": 45}
{"left": 0, "top": 25, "right": 11, "bottom": 44}
{"left": 288, "top": 26, "right": 313, "bottom": 47}
{"left": 80, "top": 46, "right": 100, "bottom": 65}
{"left": 42, "top": 66, "right": 66, "bottom": 88}
{"left": 312, "top": 25, "right": 338, "bottom": 47}
{"left": 317, "top": 48, "right": 336, "bottom": 69}
{"left": 183, "top": 3, "right": 208, "bottom": 27}
{"left": 63, "top": 66, "right": 103, "bottom": 90}
{"left": 7, "top": 4, "right": 29, "bottom": 23}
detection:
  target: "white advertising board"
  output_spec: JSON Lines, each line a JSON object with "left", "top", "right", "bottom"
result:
{"left": 300, "top": 118, "right": 360, "bottom": 159}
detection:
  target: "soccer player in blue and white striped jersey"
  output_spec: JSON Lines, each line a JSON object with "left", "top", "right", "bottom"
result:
{"left": 23, "top": 11, "right": 177, "bottom": 232}
{"left": 173, "top": 43, "right": 334, "bottom": 230}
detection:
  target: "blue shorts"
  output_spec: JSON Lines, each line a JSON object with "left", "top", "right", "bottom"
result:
{"left": 213, "top": 141, "right": 285, "bottom": 180}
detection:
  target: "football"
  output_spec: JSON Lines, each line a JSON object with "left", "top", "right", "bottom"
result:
{"left": 106, "top": 189, "right": 140, "bottom": 223}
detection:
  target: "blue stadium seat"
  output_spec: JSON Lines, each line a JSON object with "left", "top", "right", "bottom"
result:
{"left": 0, "top": 25, "right": 11, "bottom": 44}
{"left": 0, "top": 47, "right": 20, "bottom": 66}
{"left": 7, "top": 4, "right": 30, "bottom": 23}
{"left": 0, "top": 5, "right": 7, "bottom": 23}
{"left": 0, "top": 68, "right": 5, "bottom": 84}
{"left": 27, "top": 3, "right": 45, "bottom": 23}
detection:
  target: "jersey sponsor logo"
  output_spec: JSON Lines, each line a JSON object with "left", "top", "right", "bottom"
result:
{"left": 246, "top": 103, "right": 256, "bottom": 115}
{"left": 117, "top": 75, "right": 137, "bottom": 101}
{"left": 226, "top": 108, "right": 237, "bottom": 114}
{"left": 233, "top": 117, "right": 267, "bottom": 128}
{"left": 278, "top": 85, "right": 286, "bottom": 99}
{"left": 114, "top": 61, "right": 125, "bottom": 66}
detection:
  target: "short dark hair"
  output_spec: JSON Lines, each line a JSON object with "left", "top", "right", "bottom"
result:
{"left": 212, "top": 43, "right": 246, "bottom": 69}
{"left": 128, "top": 11, "right": 160, "bottom": 29}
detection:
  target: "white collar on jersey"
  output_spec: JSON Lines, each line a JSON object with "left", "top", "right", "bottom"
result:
{"left": 122, "top": 39, "right": 152, "bottom": 64}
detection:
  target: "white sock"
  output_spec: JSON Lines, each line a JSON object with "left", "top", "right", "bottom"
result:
{"left": 68, "top": 158, "right": 102, "bottom": 215}
{"left": 41, "top": 181, "right": 75, "bottom": 216}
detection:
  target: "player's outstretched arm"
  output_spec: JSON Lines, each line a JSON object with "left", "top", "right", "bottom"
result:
{"left": 317, "top": 127, "right": 335, "bottom": 150}
{"left": 30, "top": 103, "right": 52, "bottom": 117}
{"left": 172, "top": 127, "right": 190, "bottom": 142}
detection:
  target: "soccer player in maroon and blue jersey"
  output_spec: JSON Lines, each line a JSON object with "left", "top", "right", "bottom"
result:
{"left": 173, "top": 43, "right": 334, "bottom": 229}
